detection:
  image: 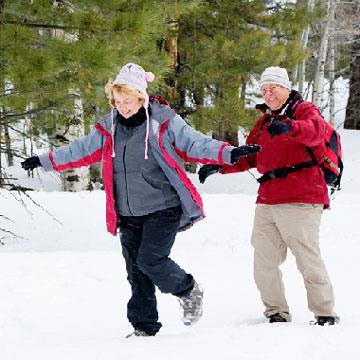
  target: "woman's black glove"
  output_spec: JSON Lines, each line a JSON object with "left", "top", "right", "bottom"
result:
{"left": 21, "top": 156, "right": 41, "bottom": 171}
{"left": 198, "top": 164, "right": 222, "bottom": 184}
{"left": 267, "top": 120, "right": 291, "bottom": 138}
{"left": 230, "top": 144, "right": 261, "bottom": 163}
{"left": 198, "top": 145, "right": 261, "bottom": 183}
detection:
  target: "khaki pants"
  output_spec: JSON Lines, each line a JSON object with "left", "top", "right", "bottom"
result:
{"left": 251, "top": 203, "right": 337, "bottom": 321}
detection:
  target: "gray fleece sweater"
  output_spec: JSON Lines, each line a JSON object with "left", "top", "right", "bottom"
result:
{"left": 113, "top": 112, "right": 180, "bottom": 216}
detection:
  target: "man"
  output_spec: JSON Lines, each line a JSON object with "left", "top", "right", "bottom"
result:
{"left": 198, "top": 66, "right": 339, "bottom": 326}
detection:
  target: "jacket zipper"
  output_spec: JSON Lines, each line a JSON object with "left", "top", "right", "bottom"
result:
{"left": 123, "top": 142, "right": 133, "bottom": 215}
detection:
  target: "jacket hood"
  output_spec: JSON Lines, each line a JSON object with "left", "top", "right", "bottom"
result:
{"left": 148, "top": 96, "right": 177, "bottom": 123}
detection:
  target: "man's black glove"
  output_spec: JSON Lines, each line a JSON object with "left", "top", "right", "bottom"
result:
{"left": 198, "top": 164, "right": 222, "bottom": 184}
{"left": 21, "top": 156, "right": 41, "bottom": 171}
{"left": 230, "top": 144, "right": 261, "bottom": 163}
{"left": 267, "top": 119, "right": 291, "bottom": 138}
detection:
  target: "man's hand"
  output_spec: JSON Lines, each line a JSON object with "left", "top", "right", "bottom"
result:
{"left": 267, "top": 120, "right": 291, "bottom": 138}
{"left": 198, "top": 164, "right": 222, "bottom": 184}
{"left": 230, "top": 144, "right": 261, "bottom": 163}
{"left": 21, "top": 156, "right": 41, "bottom": 171}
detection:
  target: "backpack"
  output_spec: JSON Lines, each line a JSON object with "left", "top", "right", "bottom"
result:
{"left": 257, "top": 96, "right": 344, "bottom": 194}
{"left": 316, "top": 121, "right": 343, "bottom": 192}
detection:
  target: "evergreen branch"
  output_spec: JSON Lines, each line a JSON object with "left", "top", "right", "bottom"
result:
{"left": 265, "top": 4, "right": 284, "bottom": 12}
{"left": 0, "top": 94, "right": 78, "bottom": 121}
{"left": 335, "top": 66, "right": 350, "bottom": 76}
{"left": 177, "top": 108, "right": 196, "bottom": 118}
{"left": 0, "top": 90, "right": 17, "bottom": 98}
{"left": 0, "top": 19, "right": 134, "bottom": 35}
{"left": 0, "top": 146, "right": 26, "bottom": 159}
{"left": 6, "top": 124, "right": 58, "bottom": 149}
{"left": 338, "top": 1, "right": 360, "bottom": 7}
{"left": 0, "top": 19, "right": 83, "bottom": 31}
{"left": 0, "top": 68, "right": 78, "bottom": 99}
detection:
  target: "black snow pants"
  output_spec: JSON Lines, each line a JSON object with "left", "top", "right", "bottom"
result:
{"left": 119, "top": 206, "right": 195, "bottom": 335}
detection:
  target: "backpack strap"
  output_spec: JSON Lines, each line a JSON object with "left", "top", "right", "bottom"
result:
{"left": 284, "top": 96, "right": 303, "bottom": 118}
{"left": 331, "top": 158, "right": 344, "bottom": 193}
{"left": 256, "top": 91, "right": 304, "bottom": 132}
{"left": 257, "top": 94, "right": 320, "bottom": 184}
{"left": 257, "top": 159, "right": 317, "bottom": 184}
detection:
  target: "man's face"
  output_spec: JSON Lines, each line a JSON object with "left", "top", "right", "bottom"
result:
{"left": 260, "top": 83, "right": 290, "bottom": 110}
{"left": 113, "top": 91, "right": 143, "bottom": 118}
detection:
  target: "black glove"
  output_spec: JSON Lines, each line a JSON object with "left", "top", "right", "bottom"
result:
{"left": 230, "top": 144, "right": 261, "bottom": 163}
{"left": 21, "top": 156, "right": 41, "bottom": 171}
{"left": 198, "top": 164, "right": 222, "bottom": 184}
{"left": 267, "top": 119, "right": 291, "bottom": 138}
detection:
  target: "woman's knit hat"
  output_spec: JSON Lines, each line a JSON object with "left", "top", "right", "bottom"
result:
{"left": 112, "top": 63, "right": 155, "bottom": 159}
{"left": 260, "top": 66, "right": 291, "bottom": 91}
{"left": 113, "top": 63, "right": 155, "bottom": 104}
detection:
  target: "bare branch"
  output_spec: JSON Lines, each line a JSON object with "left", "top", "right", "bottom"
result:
{"left": 15, "top": 189, "right": 63, "bottom": 226}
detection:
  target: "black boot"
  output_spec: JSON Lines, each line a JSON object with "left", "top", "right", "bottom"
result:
{"left": 269, "top": 313, "right": 288, "bottom": 323}
{"left": 315, "top": 316, "right": 336, "bottom": 326}
{"left": 125, "top": 329, "right": 153, "bottom": 338}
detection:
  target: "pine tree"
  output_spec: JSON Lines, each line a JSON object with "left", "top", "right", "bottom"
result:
{"left": 0, "top": 0, "right": 196, "bottom": 189}
{"left": 170, "top": 0, "right": 312, "bottom": 142}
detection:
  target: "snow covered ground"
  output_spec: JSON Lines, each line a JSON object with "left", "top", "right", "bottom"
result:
{"left": 0, "top": 129, "right": 359, "bottom": 360}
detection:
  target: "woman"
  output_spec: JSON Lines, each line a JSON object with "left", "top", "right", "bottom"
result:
{"left": 21, "top": 63, "right": 260, "bottom": 336}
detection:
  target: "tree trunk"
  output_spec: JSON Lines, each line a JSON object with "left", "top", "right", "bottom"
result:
{"left": 213, "top": 119, "right": 238, "bottom": 147}
{"left": 163, "top": 9, "right": 179, "bottom": 103}
{"left": 4, "top": 122, "right": 13, "bottom": 166}
{"left": 328, "top": 4, "right": 335, "bottom": 125}
{"left": 22, "top": 119, "right": 27, "bottom": 157}
{"left": 0, "top": 119, "right": 3, "bottom": 187}
{"left": 56, "top": 90, "right": 90, "bottom": 192}
{"left": 344, "top": 34, "right": 360, "bottom": 129}
{"left": 239, "top": 80, "right": 246, "bottom": 104}
{"left": 299, "top": 0, "right": 315, "bottom": 96}
{"left": 312, "top": 0, "right": 333, "bottom": 109}
{"left": 164, "top": 32, "right": 178, "bottom": 102}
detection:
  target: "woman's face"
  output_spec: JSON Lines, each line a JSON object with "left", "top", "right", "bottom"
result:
{"left": 113, "top": 91, "right": 143, "bottom": 118}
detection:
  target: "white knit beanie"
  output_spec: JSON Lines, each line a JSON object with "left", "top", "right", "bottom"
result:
{"left": 112, "top": 63, "right": 155, "bottom": 159}
{"left": 260, "top": 66, "right": 291, "bottom": 91}
{"left": 113, "top": 63, "right": 155, "bottom": 107}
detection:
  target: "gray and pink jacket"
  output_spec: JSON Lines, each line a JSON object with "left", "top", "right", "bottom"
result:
{"left": 39, "top": 97, "right": 235, "bottom": 235}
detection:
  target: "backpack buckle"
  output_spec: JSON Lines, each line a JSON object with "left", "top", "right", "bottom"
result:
{"left": 271, "top": 168, "right": 290, "bottom": 178}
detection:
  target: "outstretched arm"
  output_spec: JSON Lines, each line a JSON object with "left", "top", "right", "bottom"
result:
{"left": 168, "top": 115, "right": 260, "bottom": 165}
{"left": 197, "top": 117, "right": 263, "bottom": 183}
{"left": 22, "top": 128, "right": 104, "bottom": 172}
{"left": 287, "top": 103, "right": 325, "bottom": 147}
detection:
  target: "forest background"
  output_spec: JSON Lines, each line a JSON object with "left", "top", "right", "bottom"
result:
{"left": 0, "top": 0, "right": 359, "bottom": 191}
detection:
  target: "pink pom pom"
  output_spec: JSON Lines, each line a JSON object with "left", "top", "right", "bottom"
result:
{"left": 145, "top": 72, "right": 155, "bottom": 82}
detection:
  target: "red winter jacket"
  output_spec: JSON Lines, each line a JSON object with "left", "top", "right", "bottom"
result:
{"left": 221, "top": 101, "right": 330, "bottom": 207}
